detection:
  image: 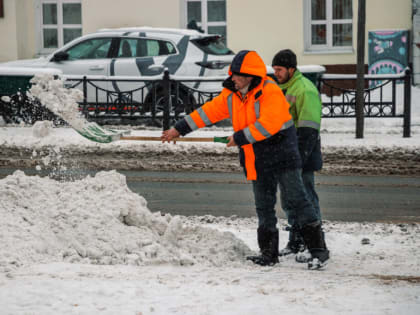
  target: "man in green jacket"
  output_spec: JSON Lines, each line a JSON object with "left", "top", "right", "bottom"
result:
{"left": 272, "top": 49, "right": 323, "bottom": 258}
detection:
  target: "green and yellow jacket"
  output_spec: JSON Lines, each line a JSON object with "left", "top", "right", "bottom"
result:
{"left": 278, "top": 69, "right": 323, "bottom": 171}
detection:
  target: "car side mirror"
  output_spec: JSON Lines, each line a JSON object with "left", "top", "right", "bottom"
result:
{"left": 52, "top": 51, "right": 69, "bottom": 62}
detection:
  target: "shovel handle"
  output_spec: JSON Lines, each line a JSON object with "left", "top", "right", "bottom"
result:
{"left": 120, "top": 136, "right": 229, "bottom": 143}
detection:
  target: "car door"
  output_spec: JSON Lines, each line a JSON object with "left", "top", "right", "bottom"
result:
{"left": 47, "top": 37, "right": 113, "bottom": 102}
{"left": 112, "top": 37, "right": 176, "bottom": 106}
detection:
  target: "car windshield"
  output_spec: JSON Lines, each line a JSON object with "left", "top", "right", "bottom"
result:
{"left": 191, "top": 36, "right": 234, "bottom": 56}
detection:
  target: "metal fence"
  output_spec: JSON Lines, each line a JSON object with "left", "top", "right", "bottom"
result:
{"left": 0, "top": 68, "right": 412, "bottom": 136}
{"left": 319, "top": 68, "right": 411, "bottom": 137}
{"left": 62, "top": 70, "right": 225, "bottom": 130}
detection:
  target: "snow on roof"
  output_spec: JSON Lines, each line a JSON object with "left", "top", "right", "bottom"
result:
{"left": 298, "top": 65, "right": 326, "bottom": 73}
{"left": 266, "top": 65, "right": 326, "bottom": 74}
{"left": 323, "top": 70, "right": 409, "bottom": 80}
{"left": 97, "top": 26, "right": 206, "bottom": 37}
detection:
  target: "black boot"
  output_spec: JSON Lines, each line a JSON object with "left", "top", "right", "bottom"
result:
{"left": 300, "top": 221, "right": 330, "bottom": 270}
{"left": 278, "top": 225, "right": 306, "bottom": 256}
{"left": 247, "top": 227, "right": 279, "bottom": 266}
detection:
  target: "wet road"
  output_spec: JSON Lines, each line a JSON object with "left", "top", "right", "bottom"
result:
{"left": 1, "top": 169, "right": 419, "bottom": 223}
{"left": 124, "top": 171, "right": 420, "bottom": 223}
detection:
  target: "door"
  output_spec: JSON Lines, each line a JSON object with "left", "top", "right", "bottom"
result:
{"left": 111, "top": 37, "right": 177, "bottom": 113}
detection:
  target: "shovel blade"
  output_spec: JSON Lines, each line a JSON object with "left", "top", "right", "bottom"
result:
{"left": 76, "top": 122, "right": 129, "bottom": 143}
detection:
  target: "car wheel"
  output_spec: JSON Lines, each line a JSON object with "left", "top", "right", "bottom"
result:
{"left": 145, "top": 86, "right": 197, "bottom": 120}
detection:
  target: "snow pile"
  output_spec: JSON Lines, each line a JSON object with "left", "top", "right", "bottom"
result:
{"left": 32, "top": 120, "right": 54, "bottom": 138}
{"left": 28, "top": 74, "right": 86, "bottom": 130}
{"left": 0, "top": 170, "right": 251, "bottom": 273}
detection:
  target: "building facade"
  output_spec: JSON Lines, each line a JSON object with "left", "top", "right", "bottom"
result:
{"left": 0, "top": 0, "right": 413, "bottom": 73}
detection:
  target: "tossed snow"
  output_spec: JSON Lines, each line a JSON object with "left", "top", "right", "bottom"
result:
{"left": 29, "top": 74, "right": 87, "bottom": 130}
{"left": 0, "top": 74, "right": 419, "bottom": 315}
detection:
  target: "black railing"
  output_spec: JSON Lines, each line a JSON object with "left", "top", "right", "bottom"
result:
{"left": 0, "top": 68, "right": 412, "bottom": 136}
{"left": 319, "top": 68, "right": 411, "bottom": 137}
{"left": 62, "top": 70, "right": 225, "bottom": 129}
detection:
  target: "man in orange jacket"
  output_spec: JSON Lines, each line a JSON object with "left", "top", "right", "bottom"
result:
{"left": 161, "top": 50, "right": 329, "bottom": 269}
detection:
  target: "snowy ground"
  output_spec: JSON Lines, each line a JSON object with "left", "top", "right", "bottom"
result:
{"left": 1, "top": 170, "right": 419, "bottom": 315}
{"left": 0, "top": 76, "right": 419, "bottom": 314}
{"left": 1, "top": 119, "right": 420, "bottom": 176}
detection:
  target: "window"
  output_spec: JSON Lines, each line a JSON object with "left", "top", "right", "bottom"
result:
{"left": 191, "top": 36, "right": 233, "bottom": 55}
{"left": 116, "top": 38, "right": 177, "bottom": 58}
{"left": 38, "top": 0, "right": 82, "bottom": 53}
{"left": 65, "top": 38, "right": 112, "bottom": 60}
{"left": 304, "top": 0, "right": 353, "bottom": 52}
{"left": 184, "top": 0, "right": 227, "bottom": 43}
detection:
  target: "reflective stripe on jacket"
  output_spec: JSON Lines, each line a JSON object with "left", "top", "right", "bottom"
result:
{"left": 175, "top": 50, "right": 302, "bottom": 180}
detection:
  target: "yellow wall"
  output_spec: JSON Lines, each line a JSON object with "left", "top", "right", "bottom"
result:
{"left": 15, "top": 0, "right": 36, "bottom": 60}
{"left": 0, "top": 0, "right": 413, "bottom": 66}
{"left": 0, "top": 0, "right": 18, "bottom": 62}
{"left": 0, "top": 0, "right": 182, "bottom": 62}
{"left": 227, "top": 0, "right": 412, "bottom": 66}
{"left": 82, "top": 0, "right": 181, "bottom": 34}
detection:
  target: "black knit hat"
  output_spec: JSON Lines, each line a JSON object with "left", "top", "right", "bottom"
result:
{"left": 272, "top": 49, "right": 297, "bottom": 68}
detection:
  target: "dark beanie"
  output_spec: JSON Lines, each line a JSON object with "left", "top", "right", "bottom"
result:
{"left": 272, "top": 49, "right": 297, "bottom": 68}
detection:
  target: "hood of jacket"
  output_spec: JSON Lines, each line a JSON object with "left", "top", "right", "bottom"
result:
{"left": 224, "top": 50, "right": 267, "bottom": 92}
{"left": 228, "top": 50, "right": 267, "bottom": 78}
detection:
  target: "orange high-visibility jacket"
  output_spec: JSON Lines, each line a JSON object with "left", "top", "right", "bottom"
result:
{"left": 175, "top": 50, "right": 302, "bottom": 180}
